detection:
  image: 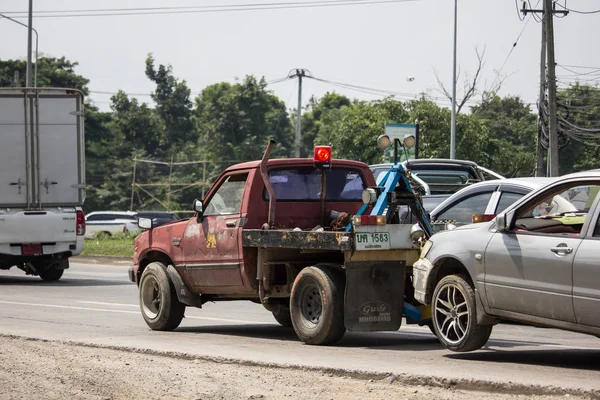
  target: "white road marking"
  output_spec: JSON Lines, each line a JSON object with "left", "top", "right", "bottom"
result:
{"left": 77, "top": 301, "right": 138, "bottom": 307}
{"left": 0, "top": 300, "right": 273, "bottom": 325}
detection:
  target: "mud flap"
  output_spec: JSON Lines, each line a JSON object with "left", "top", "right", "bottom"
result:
{"left": 344, "top": 260, "right": 405, "bottom": 332}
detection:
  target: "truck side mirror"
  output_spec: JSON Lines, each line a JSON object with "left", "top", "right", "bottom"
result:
{"left": 193, "top": 199, "right": 203, "bottom": 216}
{"left": 138, "top": 217, "right": 153, "bottom": 230}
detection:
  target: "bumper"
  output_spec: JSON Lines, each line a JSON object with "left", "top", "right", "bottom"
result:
{"left": 128, "top": 267, "right": 136, "bottom": 283}
{"left": 412, "top": 257, "right": 434, "bottom": 305}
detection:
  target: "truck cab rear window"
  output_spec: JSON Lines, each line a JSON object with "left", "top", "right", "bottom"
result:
{"left": 265, "top": 167, "right": 365, "bottom": 201}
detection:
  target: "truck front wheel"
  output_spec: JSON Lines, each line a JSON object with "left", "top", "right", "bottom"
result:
{"left": 290, "top": 265, "right": 345, "bottom": 345}
{"left": 139, "top": 262, "right": 185, "bottom": 331}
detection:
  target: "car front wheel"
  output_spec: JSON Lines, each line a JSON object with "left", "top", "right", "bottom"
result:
{"left": 432, "top": 274, "right": 492, "bottom": 352}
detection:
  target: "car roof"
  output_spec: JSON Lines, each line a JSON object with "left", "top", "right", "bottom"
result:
{"left": 370, "top": 159, "right": 481, "bottom": 169}
{"left": 85, "top": 211, "right": 137, "bottom": 217}
{"left": 429, "top": 176, "right": 557, "bottom": 218}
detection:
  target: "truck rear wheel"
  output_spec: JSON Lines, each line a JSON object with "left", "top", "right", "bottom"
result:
{"left": 139, "top": 262, "right": 185, "bottom": 331}
{"left": 290, "top": 265, "right": 345, "bottom": 345}
{"left": 38, "top": 259, "right": 68, "bottom": 281}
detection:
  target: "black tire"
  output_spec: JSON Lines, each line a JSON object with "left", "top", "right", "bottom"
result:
{"left": 272, "top": 306, "right": 293, "bottom": 327}
{"left": 38, "top": 259, "right": 67, "bottom": 281}
{"left": 139, "top": 262, "right": 185, "bottom": 331}
{"left": 431, "top": 274, "right": 492, "bottom": 352}
{"left": 290, "top": 265, "right": 345, "bottom": 345}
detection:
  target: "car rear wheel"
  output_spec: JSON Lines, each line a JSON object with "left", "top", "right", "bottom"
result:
{"left": 139, "top": 262, "right": 185, "bottom": 331}
{"left": 290, "top": 265, "right": 345, "bottom": 345}
{"left": 432, "top": 274, "right": 492, "bottom": 352}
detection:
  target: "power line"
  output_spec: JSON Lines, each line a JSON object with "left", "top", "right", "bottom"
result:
{"left": 555, "top": 2, "right": 600, "bottom": 14}
{"left": 2, "top": 0, "right": 419, "bottom": 19}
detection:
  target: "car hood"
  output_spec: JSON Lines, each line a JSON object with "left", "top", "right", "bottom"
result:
{"left": 432, "top": 220, "right": 494, "bottom": 237}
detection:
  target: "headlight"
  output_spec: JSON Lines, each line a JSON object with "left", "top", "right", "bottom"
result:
{"left": 420, "top": 240, "right": 433, "bottom": 259}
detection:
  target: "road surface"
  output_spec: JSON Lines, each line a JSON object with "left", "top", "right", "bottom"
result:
{"left": 0, "top": 261, "right": 599, "bottom": 397}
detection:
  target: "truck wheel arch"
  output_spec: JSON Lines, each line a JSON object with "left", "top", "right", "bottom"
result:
{"left": 137, "top": 251, "right": 175, "bottom": 283}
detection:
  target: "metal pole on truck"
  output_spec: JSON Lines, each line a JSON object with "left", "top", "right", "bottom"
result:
{"left": 26, "top": 0, "right": 33, "bottom": 87}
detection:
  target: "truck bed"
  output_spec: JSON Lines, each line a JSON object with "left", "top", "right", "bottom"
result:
{"left": 242, "top": 229, "right": 347, "bottom": 251}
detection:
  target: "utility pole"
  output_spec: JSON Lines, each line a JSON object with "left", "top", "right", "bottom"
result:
{"left": 536, "top": 2, "right": 547, "bottom": 177}
{"left": 450, "top": 0, "right": 458, "bottom": 160}
{"left": 522, "top": 1, "right": 568, "bottom": 177}
{"left": 544, "top": 0, "right": 559, "bottom": 177}
{"left": 289, "top": 69, "right": 308, "bottom": 157}
{"left": 26, "top": 0, "right": 33, "bottom": 87}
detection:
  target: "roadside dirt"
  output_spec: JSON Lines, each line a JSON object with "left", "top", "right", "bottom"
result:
{"left": 0, "top": 336, "right": 593, "bottom": 400}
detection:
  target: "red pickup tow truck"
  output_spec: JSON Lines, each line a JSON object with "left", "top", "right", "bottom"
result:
{"left": 130, "top": 140, "right": 430, "bottom": 345}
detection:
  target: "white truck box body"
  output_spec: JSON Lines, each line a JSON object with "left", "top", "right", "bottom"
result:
{"left": 0, "top": 88, "right": 85, "bottom": 262}
{"left": 0, "top": 88, "right": 85, "bottom": 208}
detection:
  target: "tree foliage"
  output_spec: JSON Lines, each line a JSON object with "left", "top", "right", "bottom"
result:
{"left": 1, "top": 56, "right": 599, "bottom": 213}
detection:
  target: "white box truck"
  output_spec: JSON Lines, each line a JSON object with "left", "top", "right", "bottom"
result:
{"left": 0, "top": 88, "right": 86, "bottom": 281}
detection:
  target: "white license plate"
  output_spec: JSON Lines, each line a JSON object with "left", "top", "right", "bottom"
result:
{"left": 355, "top": 232, "right": 391, "bottom": 251}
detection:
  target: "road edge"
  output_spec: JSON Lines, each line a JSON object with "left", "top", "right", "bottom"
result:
{"left": 71, "top": 255, "right": 132, "bottom": 266}
{"left": 1, "top": 333, "right": 597, "bottom": 399}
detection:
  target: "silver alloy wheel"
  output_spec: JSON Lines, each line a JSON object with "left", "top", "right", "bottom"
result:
{"left": 141, "top": 274, "right": 161, "bottom": 319}
{"left": 434, "top": 283, "right": 470, "bottom": 344}
{"left": 299, "top": 282, "right": 322, "bottom": 327}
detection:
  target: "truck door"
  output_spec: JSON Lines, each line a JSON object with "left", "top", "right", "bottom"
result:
{"left": 181, "top": 172, "right": 248, "bottom": 293}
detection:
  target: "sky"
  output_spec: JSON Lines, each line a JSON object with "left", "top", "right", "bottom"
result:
{"left": 1, "top": 0, "right": 599, "bottom": 114}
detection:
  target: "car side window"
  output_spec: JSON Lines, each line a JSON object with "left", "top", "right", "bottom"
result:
{"left": 86, "top": 214, "right": 101, "bottom": 221}
{"left": 436, "top": 191, "right": 493, "bottom": 226}
{"left": 513, "top": 183, "right": 600, "bottom": 236}
{"left": 204, "top": 173, "right": 248, "bottom": 216}
{"left": 495, "top": 192, "right": 525, "bottom": 214}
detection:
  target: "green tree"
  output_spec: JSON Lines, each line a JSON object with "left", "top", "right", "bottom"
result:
{"left": 470, "top": 95, "right": 537, "bottom": 177}
{"left": 145, "top": 55, "right": 194, "bottom": 150}
{"left": 193, "top": 75, "right": 293, "bottom": 176}
{"left": 556, "top": 83, "right": 600, "bottom": 173}
{"left": 300, "top": 92, "right": 351, "bottom": 157}
{"left": 0, "top": 57, "right": 89, "bottom": 93}
{"left": 315, "top": 97, "right": 409, "bottom": 164}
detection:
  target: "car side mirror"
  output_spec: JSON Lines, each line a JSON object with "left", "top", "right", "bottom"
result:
{"left": 193, "top": 198, "right": 203, "bottom": 216}
{"left": 496, "top": 210, "right": 514, "bottom": 232}
{"left": 138, "top": 217, "right": 153, "bottom": 230}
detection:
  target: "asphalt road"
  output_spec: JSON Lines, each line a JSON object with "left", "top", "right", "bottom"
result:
{"left": 1, "top": 262, "right": 599, "bottom": 394}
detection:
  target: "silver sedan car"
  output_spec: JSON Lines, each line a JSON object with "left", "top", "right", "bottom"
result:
{"left": 413, "top": 171, "right": 600, "bottom": 352}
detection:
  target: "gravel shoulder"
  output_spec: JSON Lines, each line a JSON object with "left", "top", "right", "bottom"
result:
{"left": 0, "top": 336, "right": 594, "bottom": 400}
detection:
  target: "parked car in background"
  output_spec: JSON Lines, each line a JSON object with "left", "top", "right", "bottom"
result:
{"left": 85, "top": 211, "right": 179, "bottom": 238}
{"left": 370, "top": 159, "right": 504, "bottom": 195}
{"left": 426, "top": 177, "right": 557, "bottom": 231}
{"left": 135, "top": 211, "right": 179, "bottom": 228}
{"left": 413, "top": 171, "right": 600, "bottom": 352}
{"left": 85, "top": 211, "right": 138, "bottom": 237}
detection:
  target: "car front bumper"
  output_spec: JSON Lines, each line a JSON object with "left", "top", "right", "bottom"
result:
{"left": 412, "top": 257, "right": 434, "bottom": 305}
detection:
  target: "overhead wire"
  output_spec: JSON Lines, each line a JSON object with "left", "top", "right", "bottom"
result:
{"left": 555, "top": 1, "right": 600, "bottom": 15}
{"left": 2, "top": 0, "right": 420, "bottom": 19}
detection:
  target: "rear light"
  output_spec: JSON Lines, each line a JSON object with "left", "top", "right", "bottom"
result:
{"left": 76, "top": 210, "right": 86, "bottom": 236}
{"left": 132, "top": 221, "right": 138, "bottom": 225}
{"left": 353, "top": 215, "right": 386, "bottom": 226}
{"left": 472, "top": 214, "right": 496, "bottom": 223}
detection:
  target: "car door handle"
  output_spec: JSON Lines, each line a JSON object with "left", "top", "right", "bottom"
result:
{"left": 551, "top": 246, "right": 573, "bottom": 254}
{"left": 226, "top": 220, "right": 237, "bottom": 228}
